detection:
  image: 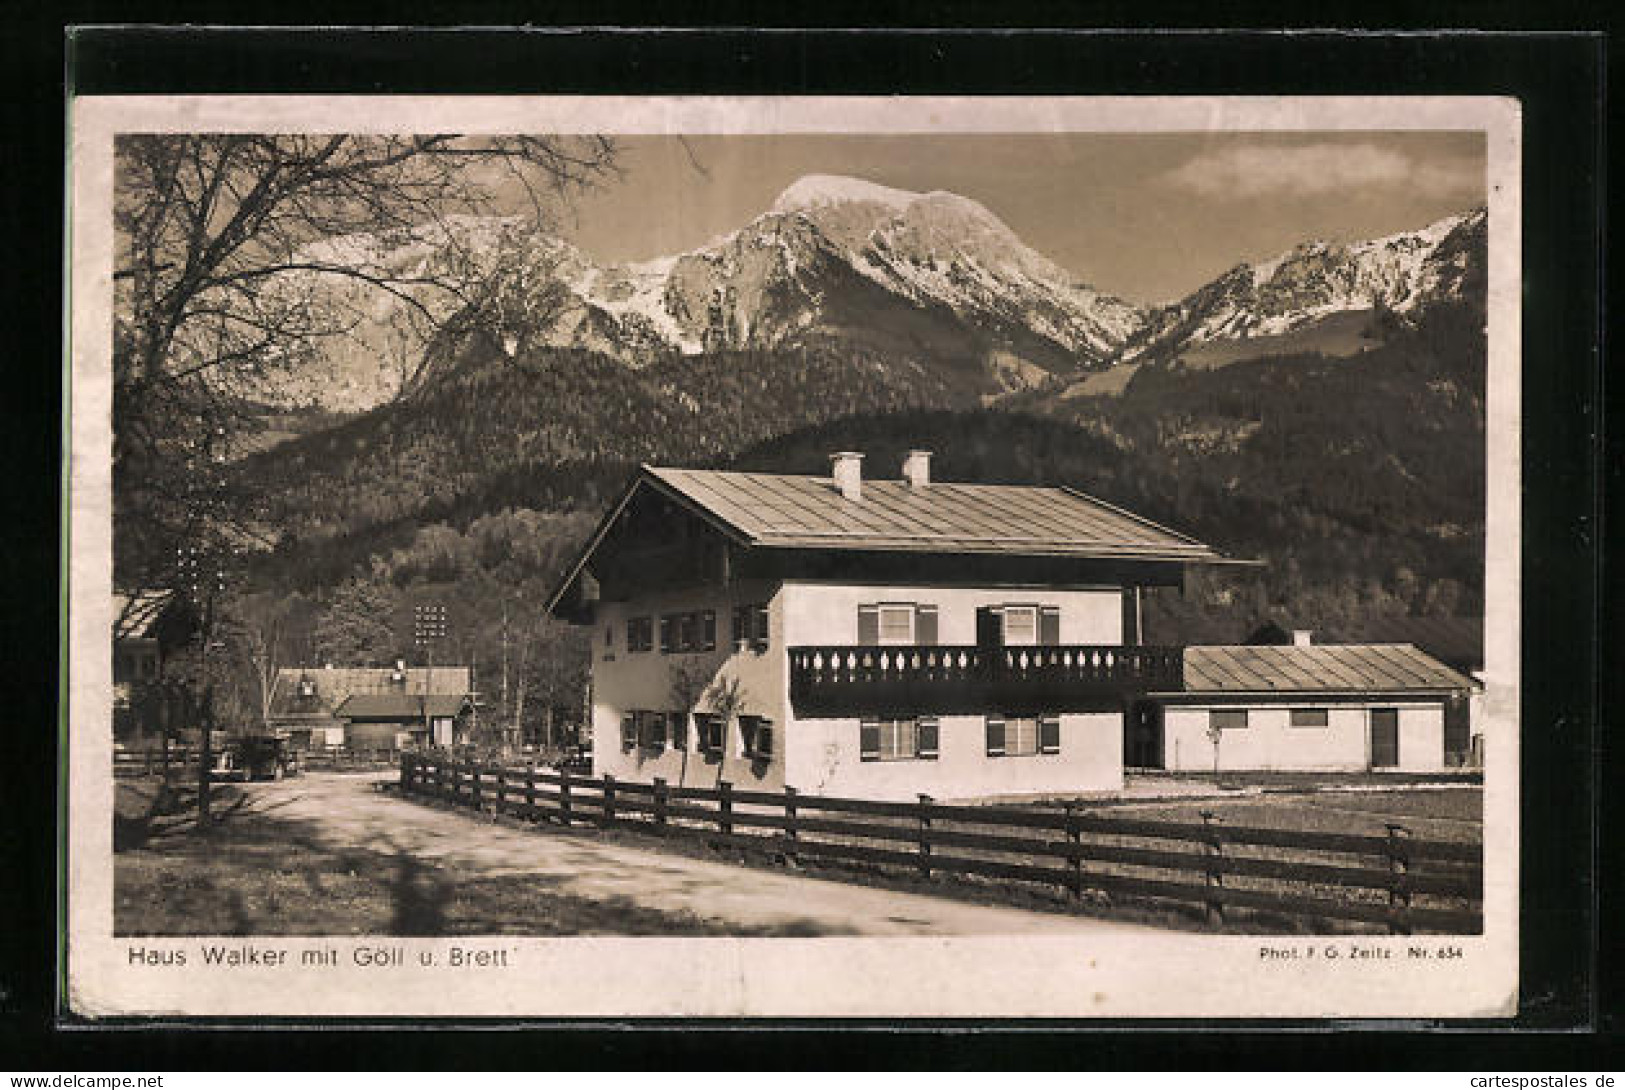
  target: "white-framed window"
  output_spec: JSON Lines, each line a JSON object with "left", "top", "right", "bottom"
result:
{"left": 1001, "top": 605, "right": 1039, "bottom": 646}
{"left": 695, "top": 713, "right": 725, "bottom": 754}
{"left": 877, "top": 604, "right": 915, "bottom": 644}
{"left": 985, "top": 714, "right": 1060, "bottom": 756}
{"left": 1290, "top": 708, "right": 1329, "bottom": 728}
{"left": 860, "top": 717, "right": 939, "bottom": 761}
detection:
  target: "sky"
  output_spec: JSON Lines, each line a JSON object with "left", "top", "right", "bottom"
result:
{"left": 517, "top": 132, "right": 1485, "bottom": 306}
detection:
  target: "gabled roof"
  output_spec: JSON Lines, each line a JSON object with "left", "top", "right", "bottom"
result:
{"left": 645, "top": 467, "right": 1223, "bottom": 559}
{"left": 1176, "top": 643, "right": 1477, "bottom": 697}
{"left": 268, "top": 666, "right": 472, "bottom": 718}
{"left": 334, "top": 693, "right": 469, "bottom": 720}
{"left": 549, "top": 464, "right": 1239, "bottom": 613}
{"left": 113, "top": 589, "right": 186, "bottom": 641}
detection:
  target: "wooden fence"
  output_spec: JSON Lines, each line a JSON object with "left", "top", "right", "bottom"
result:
{"left": 399, "top": 753, "right": 1482, "bottom": 935}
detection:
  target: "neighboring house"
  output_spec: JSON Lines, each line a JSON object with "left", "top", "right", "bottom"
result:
{"left": 1143, "top": 639, "right": 1479, "bottom": 773}
{"left": 112, "top": 589, "right": 198, "bottom": 742}
{"left": 547, "top": 451, "right": 1242, "bottom": 801}
{"left": 266, "top": 664, "right": 473, "bottom": 751}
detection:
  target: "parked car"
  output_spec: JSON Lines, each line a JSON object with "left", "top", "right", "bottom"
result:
{"left": 210, "top": 735, "right": 301, "bottom": 782}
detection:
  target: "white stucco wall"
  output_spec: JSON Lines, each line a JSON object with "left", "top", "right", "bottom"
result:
{"left": 787, "top": 711, "right": 1123, "bottom": 801}
{"left": 589, "top": 578, "right": 787, "bottom": 792}
{"left": 1161, "top": 702, "right": 1448, "bottom": 773}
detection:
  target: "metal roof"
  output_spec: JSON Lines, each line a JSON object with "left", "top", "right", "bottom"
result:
{"left": 1178, "top": 644, "right": 1476, "bottom": 696}
{"left": 334, "top": 693, "right": 469, "bottom": 720}
{"left": 269, "top": 667, "right": 472, "bottom": 717}
{"left": 113, "top": 590, "right": 181, "bottom": 641}
{"left": 645, "top": 466, "right": 1223, "bottom": 560}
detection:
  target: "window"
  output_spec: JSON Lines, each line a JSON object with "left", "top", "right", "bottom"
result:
{"left": 860, "top": 717, "right": 939, "bottom": 761}
{"left": 1290, "top": 708, "right": 1329, "bottom": 728}
{"left": 668, "top": 711, "right": 689, "bottom": 750}
{"left": 695, "top": 713, "right": 725, "bottom": 754}
{"left": 659, "top": 615, "right": 674, "bottom": 654}
{"left": 740, "top": 716, "right": 774, "bottom": 760}
{"left": 678, "top": 613, "right": 697, "bottom": 653}
{"left": 700, "top": 610, "right": 716, "bottom": 652}
{"left": 620, "top": 714, "right": 637, "bottom": 751}
{"left": 637, "top": 711, "right": 666, "bottom": 751}
{"left": 627, "top": 617, "right": 653, "bottom": 654}
{"left": 1002, "top": 606, "right": 1038, "bottom": 646}
{"left": 732, "top": 604, "right": 770, "bottom": 651}
{"left": 857, "top": 603, "right": 938, "bottom": 646}
{"left": 1210, "top": 709, "right": 1249, "bottom": 731}
{"left": 986, "top": 714, "right": 1060, "bottom": 756}
{"left": 605, "top": 625, "right": 614, "bottom": 648}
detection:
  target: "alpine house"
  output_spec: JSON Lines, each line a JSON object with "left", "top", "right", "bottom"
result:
{"left": 546, "top": 451, "right": 1244, "bottom": 801}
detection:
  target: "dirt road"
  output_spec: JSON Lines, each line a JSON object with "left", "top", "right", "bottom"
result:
{"left": 204, "top": 771, "right": 1156, "bottom": 936}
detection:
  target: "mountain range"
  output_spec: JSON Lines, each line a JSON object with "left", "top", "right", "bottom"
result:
{"left": 257, "top": 175, "right": 1486, "bottom": 413}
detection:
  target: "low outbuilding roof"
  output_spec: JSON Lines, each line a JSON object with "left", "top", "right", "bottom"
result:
{"left": 334, "top": 693, "right": 469, "bottom": 720}
{"left": 1174, "top": 643, "right": 1477, "bottom": 697}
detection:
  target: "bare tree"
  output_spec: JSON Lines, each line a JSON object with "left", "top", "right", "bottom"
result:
{"left": 113, "top": 133, "right": 619, "bottom": 587}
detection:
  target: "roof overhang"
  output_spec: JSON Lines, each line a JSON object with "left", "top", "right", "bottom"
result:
{"left": 1147, "top": 688, "right": 1471, "bottom": 704}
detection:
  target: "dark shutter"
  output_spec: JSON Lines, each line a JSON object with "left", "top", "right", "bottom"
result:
{"left": 915, "top": 604, "right": 938, "bottom": 646}
{"left": 985, "top": 715, "right": 1006, "bottom": 757}
{"left": 751, "top": 604, "right": 770, "bottom": 645}
{"left": 620, "top": 714, "right": 636, "bottom": 751}
{"left": 1039, "top": 714, "right": 1061, "bottom": 754}
{"left": 659, "top": 616, "right": 673, "bottom": 654}
{"left": 701, "top": 610, "right": 716, "bottom": 651}
{"left": 917, "top": 717, "right": 940, "bottom": 759}
{"left": 1039, "top": 606, "right": 1061, "bottom": 646}
{"left": 731, "top": 606, "right": 746, "bottom": 647}
{"left": 976, "top": 606, "right": 1003, "bottom": 648}
{"left": 857, "top": 604, "right": 880, "bottom": 645}
{"left": 670, "top": 712, "right": 688, "bottom": 749}
{"left": 860, "top": 718, "right": 880, "bottom": 761}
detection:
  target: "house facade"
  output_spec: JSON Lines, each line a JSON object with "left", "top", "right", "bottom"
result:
{"left": 1140, "top": 640, "right": 1477, "bottom": 773}
{"left": 266, "top": 664, "right": 473, "bottom": 751}
{"left": 112, "top": 589, "right": 198, "bottom": 742}
{"left": 548, "top": 452, "right": 1238, "bottom": 801}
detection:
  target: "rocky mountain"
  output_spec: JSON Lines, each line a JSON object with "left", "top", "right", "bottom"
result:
{"left": 1119, "top": 207, "right": 1487, "bottom": 367}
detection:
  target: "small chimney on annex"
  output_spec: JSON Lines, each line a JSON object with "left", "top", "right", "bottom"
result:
{"left": 1292, "top": 629, "right": 1314, "bottom": 647}
{"left": 830, "top": 451, "right": 865, "bottom": 501}
{"left": 902, "top": 449, "right": 933, "bottom": 489}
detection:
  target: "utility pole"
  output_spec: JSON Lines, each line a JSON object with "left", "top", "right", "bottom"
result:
{"left": 413, "top": 603, "right": 447, "bottom": 747}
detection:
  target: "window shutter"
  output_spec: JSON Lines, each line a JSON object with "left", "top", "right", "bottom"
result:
{"left": 751, "top": 604, "right": 770, "bottom": 645}
{"left": 731, "top": 606, "right": 745, "bottom": 646}
{"left": 976, "top": 606, "right": 1003, "bottom": 648}
{"left": 1039, "top": 714, "right": 1061, "bottom": 754}
{"left": 985, "top": 715, "right": 1006, "bottom": 757}
{"left": 915, "top": 604, "right": 938, "bottom": 646}
{"left": 671, "top": 712, "right": 689, "bottom": 749}
{"left": 857, "top": 604, "right": 880, "bottom": 645}
{"left": 1039, "top": 606, "right": 1061, "bottom": 646}
{"left": 701, "top": 610, "right": 716, "bottom": 651}
{"left": 659, "top": 616, "right": 673, "bottom": 654}
{"left": 917, "top": 717, "right": 940, "bottom": 759}
{"left": 860, "top": 718, "right": 880, "bottom": 761}
{"left": 757, "top": 725, "right": 773, "bottom": 758}
{"left": 621, "top": 714, "right": 636, "bottom": 751}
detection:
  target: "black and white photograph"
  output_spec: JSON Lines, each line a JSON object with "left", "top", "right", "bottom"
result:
{"left": 66, "top": 94, "right": 1521, "bottom": 1018}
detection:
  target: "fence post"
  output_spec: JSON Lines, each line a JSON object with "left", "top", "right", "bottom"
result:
{"left": 560, "top": 766, "right": 573, "bottom": 826}
{"left": 602, "top": 773, "right": 617, "bottom": 826}
{"left": 494, "top": 764, "right": 506, "bottom": 819}
{"left": 524, "top": 762, "right": 537, "bottom": 821}
{"left": 1063, "top": 802, "right": 1083, "bottom": 901}
{"left": 783, "top": 785, "right": 799, "bottom": 868}
{"left": 1200, "top": 810, "right": 1226, "bottom": 928}
{"left": 472, "top": 763, "right": 483, "bottom": 810}
{"left": 718, "top": 780, "right": 733, "bottom": 839}
{"left": 653, "top": 777, "right": 668, "bottom": 834}
{"left": 399, "top": 753, "right": 411, "bottom": 792}
{"left": 1385, "top": 823, "right": 1413, "bottom": 936}
{"left": 917, "top": 794, "right": 934, "bottom": 881}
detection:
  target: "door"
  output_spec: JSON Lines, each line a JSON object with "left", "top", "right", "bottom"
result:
{"left": 1370, "top": 708, "right": 1399, "bottom": 769}
{"left": 1125, "top": 701, "right": 1165, "bottom": 769}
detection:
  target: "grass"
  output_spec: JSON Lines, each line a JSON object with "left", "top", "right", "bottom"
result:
{"left": 113, "top": 779, "right": 824, "bottom": 938}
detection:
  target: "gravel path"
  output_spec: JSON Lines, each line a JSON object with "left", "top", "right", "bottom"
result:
{"left": 243, "top": 771, "right": 1157, "bottom": 936}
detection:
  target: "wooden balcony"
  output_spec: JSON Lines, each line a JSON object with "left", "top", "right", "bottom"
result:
{"left": 787, "top": 644, "right": 1183, "bottom": 716}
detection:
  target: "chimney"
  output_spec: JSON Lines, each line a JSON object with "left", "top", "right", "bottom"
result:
{"left": 830, "top": 451, "right": 864, "bottom": 500}
{"left": 902, "top": 449, "right": 933, "bottom": 489}
{"left": 1292, "top": 629, "right": 1313, "bottom": 647}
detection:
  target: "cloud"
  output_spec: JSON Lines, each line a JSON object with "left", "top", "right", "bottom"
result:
{"left": 1159, "top": 143, "right": 1481, "bottom": 199}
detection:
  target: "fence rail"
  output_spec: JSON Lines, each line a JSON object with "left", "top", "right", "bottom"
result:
{"left": 398, "top": 753, "right": 1482, "bottom": 935}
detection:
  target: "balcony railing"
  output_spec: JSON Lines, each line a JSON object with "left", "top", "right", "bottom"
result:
{"left": 787, "top": 644, "right": 1184, "bottom": 716}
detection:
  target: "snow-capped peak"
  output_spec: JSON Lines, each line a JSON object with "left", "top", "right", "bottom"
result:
{"left": 771, "top": 174, "right": 920, "bottom": 215}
